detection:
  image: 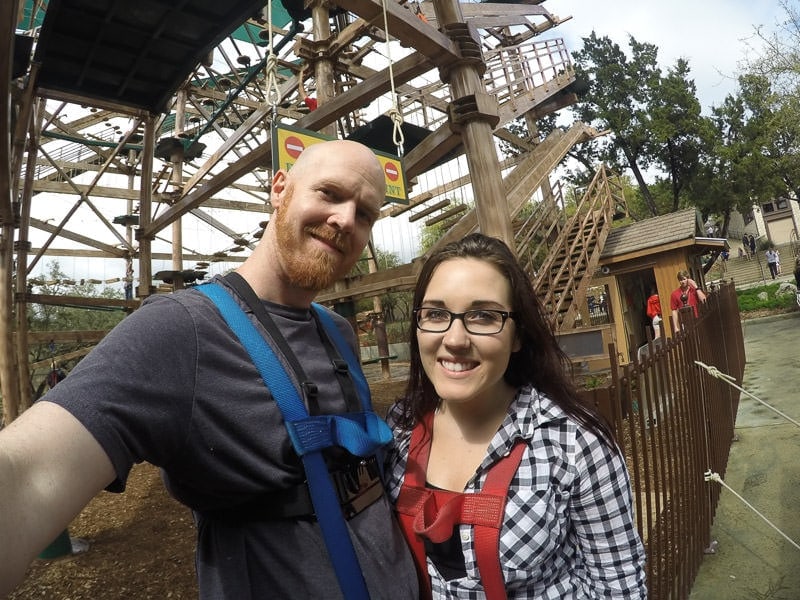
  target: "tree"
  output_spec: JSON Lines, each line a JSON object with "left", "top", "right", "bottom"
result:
{"left": 768, "top": 92, "right": 800, "bottom": 200}
{"left": 745, "top": 0, "right": 800, "bottom": 95}
{"left": 27, "top": 261, "right": 126, "bottom": 400}
{"left": 689, "top": 75, "right": 781, "bottom": 239}
{"left": 570, "top": 33, "right": 711, "bottom": 217}
{"left": 571, "top": 33, "right": 662, "bottom": 215}
{"left": 646, "top": 59, "right": 708, "bottom": 212}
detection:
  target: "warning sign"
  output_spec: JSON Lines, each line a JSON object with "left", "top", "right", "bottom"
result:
{"left": 271, "top": 123, "right": 408, "bottom": 205}
{"left": 375, "top": 152, "right": 408, "bottom": 204}
{"left": 284, "top": 136, "right": 305, "bottom": 159}
{"left": 272, "top": 125, "right": 331, "bottom": 172}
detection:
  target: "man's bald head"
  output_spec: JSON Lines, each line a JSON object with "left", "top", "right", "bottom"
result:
{"left": 288, "top": 139, "right": 386, "bottom": 201}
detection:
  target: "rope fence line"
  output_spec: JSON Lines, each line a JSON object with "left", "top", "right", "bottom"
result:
{"left": 704, "top": 471, "right": 800, "bottom": 552}
{"left": 694, "top": 360, "right": 800, "bottom": 552}
{"left": 695, "top": 361, "right": 800, "bottom": 428}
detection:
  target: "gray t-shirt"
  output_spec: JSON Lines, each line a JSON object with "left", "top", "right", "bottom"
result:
{"left": 42, "top": 277, "right": 418, "bottom": 599}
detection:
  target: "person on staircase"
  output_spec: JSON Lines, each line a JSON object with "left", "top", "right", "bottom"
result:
{"left": 298, "top": 64, "right": 318, "bottom": 112}
{"left": 0, "top": 140, "right": 418, "bottom": 600}
{"left": 385, "top": 233, "right": 646, "bottom": 599}
{"left": 765, "top": 247, "right": 779, "bottom": 279}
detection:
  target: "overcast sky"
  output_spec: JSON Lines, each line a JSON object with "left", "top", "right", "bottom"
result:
{"left": 545, "top": 0, "right": 787, "bottom": 112}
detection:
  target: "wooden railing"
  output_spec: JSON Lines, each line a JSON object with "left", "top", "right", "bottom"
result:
{"left": 525, "top": 164, "right": 618, "bottom": 329}
{"left": 579, "top": 282, "right": 745, "bottom": 599}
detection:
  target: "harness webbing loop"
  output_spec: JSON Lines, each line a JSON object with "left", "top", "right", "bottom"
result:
{"left": 396, "top": 413, "right": 524, "bottom": 600}
{"left": 199, "top": 282, "right": 387, "bottom": 600}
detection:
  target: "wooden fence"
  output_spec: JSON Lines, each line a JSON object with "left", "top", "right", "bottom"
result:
{"left": 579, "top": 281, "right": 745, "bottom": 599}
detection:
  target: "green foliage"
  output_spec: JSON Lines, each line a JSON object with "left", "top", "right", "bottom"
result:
{"left": 26, "top": 261, "right": 127, "bottom": 400}
{"left": 567, "top": 30, "right": 793, "bottom": 226}
{"left": 419, "top": 219, "right": 449, "bottom": 253}
{"left": 348, "top": 247, "right": 413, "bottom": 324}
{"left": 736, "top": 283, "right": 797, "bottom": 312}
{"left": 571, "top": 33, "right": 664, "bottom": 215}
{"left": 28, "top": 263, "right": 126, "bottom": 333}
{"left": 581, "top": 373, "right": 609, "bottom": 390}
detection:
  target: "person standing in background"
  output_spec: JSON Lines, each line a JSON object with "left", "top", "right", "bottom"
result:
{"left": 670, "top": 270, "right": 707, "bottom": 330}
{"left": 765, "top": 247, "right": 779, "bottom": 279}
{"left": 298, "top": 64, "right": 318, "bottom": 111}
{"left": 646, "top": 287, "right": 663, "bottom": 339}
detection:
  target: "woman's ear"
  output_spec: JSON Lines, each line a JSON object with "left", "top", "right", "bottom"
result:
{"left": 512, "top": 332, "right": 522, "bottom": 354}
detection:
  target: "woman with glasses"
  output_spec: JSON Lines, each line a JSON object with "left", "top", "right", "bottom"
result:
{"left": 385, "top": 233, "right": 646, "bottom": 599}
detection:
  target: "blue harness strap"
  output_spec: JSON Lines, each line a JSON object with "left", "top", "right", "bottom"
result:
{"left": 199, "top": 282, "right": 391, "bottom": 600}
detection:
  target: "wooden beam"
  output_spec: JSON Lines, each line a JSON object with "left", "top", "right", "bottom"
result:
{"left": 314, "top": 262, "right": 420, "bottom": 303}
{"left": 27, "top": 294, "right": 140, "bottom": 311}
{"left": 24, "top": 330, "right": 110, "bottom": 344}
{"left": 424, "top": 204, "right": 467, "bottom": 226}
{"left": 408, "top": 198, "right": 450, "bottom": 222}
{"left": 333, "top": 0, "right": 460, "bottom": 66}
{"left": 31, "top": 217, "right": 127, "bottom": 258}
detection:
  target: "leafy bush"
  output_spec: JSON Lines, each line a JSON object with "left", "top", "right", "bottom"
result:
{"left": 737, "top": 283, "right": 797, "bottom": 312}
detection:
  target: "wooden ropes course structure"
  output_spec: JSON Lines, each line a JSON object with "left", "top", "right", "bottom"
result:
{"left": 1, "top": 0, "right": 619, "bottom": 420}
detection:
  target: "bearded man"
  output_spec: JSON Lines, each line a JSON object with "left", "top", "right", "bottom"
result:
{"left": 0, "top": 140, "right": 419, "bottom": 600}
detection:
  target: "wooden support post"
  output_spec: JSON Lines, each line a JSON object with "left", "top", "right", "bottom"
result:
{"left": 136, "top": 116, "right": 155, "bottom": 299}
{"left": 432, "top": 0, "right": 515, "bottom": 247}
{"left": 367, "top": 239, "right": 392, "bottom": 380}
{"left": 14, "top": 99, "right": 42, "bottom": 413}
{"left": 171, "top": 90, "right": 186, "bottom": 289}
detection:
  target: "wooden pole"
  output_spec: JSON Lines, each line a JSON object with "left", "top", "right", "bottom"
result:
{"left": 171, "top": 90, "right": 186, "bottom": 289}
{"left": 137, "top": 116, "right": 155, "bottom": 299}
{"left": 311, "top": 1, "right": 338, "bottom": 138}
{"left": 0, "top": 0, "right": 21, "bottom": 423}
{"left": 367, "top": 239, "right": 392, "bottom": 380}
{"left": 14, "top": 99, "right": 42, "bottom": 413}
{"left": 431, "top": 0, "right": 515, "bottom": 247}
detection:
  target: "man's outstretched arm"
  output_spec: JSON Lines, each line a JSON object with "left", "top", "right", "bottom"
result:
{"left": 0, "top": 401, "right": 115, "bottom": 596}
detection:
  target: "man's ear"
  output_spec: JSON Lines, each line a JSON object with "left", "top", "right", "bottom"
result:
{"left": 270, "top": 169, "right": 288, "bottom": 210}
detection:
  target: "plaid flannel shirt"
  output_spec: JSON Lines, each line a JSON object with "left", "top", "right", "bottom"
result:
{"left": 385, "top": 386, "right": 647, "bottom": 599}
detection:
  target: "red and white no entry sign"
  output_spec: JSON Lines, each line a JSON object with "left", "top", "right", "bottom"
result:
{"left": 285, "top": 136, "right": 305, "bottom": 159}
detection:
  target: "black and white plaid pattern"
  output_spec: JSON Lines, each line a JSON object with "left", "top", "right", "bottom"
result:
{"left": 386, "top": 386, "right": 647, "bottom": 599}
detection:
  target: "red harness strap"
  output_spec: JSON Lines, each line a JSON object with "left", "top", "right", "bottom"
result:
{"left": 396, "top": 414, "right": 525, "bottom": 599}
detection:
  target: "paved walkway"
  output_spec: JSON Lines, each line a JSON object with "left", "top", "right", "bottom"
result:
{"left": 690, "top": 312, "right": 800, "bottom": 599}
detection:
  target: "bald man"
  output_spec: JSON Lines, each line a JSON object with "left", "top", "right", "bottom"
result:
{"left": 0, "top": 140, "right": 418, "bottom": 599}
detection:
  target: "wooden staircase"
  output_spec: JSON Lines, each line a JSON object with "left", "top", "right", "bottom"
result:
{"left": 519, "top": 165, "right": 620, "bottom": 329}
{"left": 709, "top": 240, "right": 797, "bottom": 286}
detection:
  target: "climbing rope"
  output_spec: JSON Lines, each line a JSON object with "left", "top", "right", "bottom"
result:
{"left": 695, "top": 360, "right": 800, "bottom": 428}
{"left": 380, "top": 0, "right": 405, "bottom": 156}
{"left": 262, "top": 0, "right": 282, "bottom": 119}
{"left": 704, "top": 470, "right": 800, "bottom": 551}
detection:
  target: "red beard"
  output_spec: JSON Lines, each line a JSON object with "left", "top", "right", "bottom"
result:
{"left": 274, "top": 209, "right": 352, "bottom": 291}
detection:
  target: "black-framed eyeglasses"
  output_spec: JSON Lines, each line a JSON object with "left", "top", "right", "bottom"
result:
{"left": 413, "top": 307, "right": 516, "bottom": 335}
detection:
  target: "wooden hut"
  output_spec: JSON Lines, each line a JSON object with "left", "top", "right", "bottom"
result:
{"left": 593, "top": 207, "right": 727, "bottom": 364}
